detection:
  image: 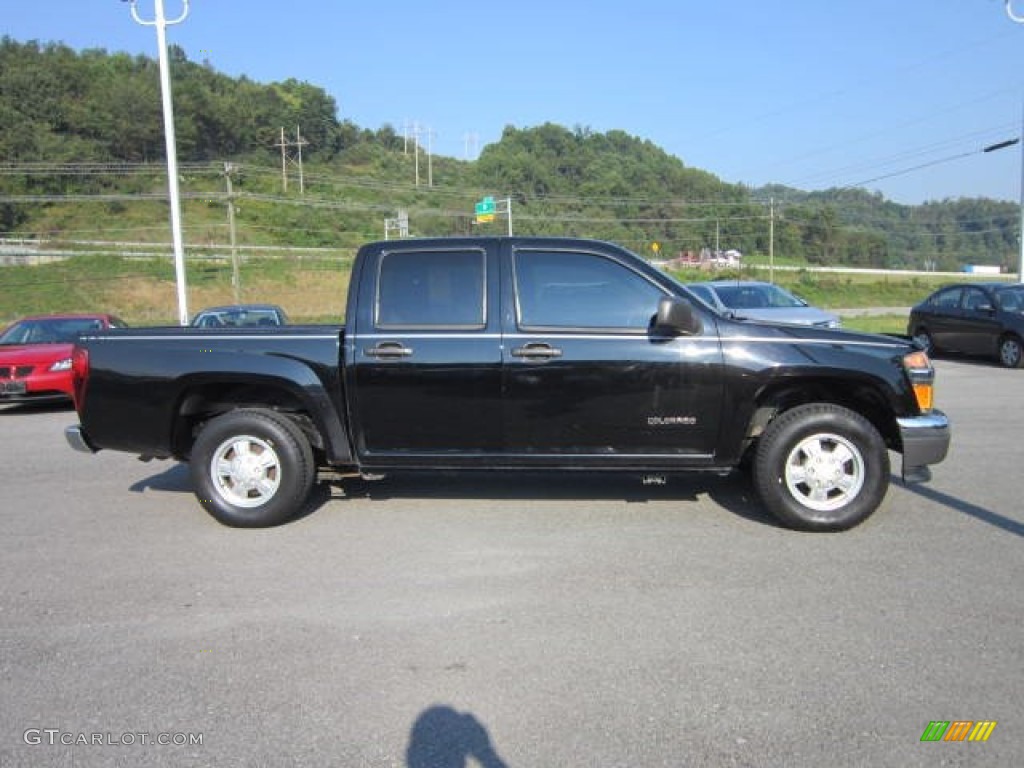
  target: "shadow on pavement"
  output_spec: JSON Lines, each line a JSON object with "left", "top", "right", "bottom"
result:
{"left": 0, "top": 401, "right": 74, "bottom": 415}
{"left": 331, "top": 470, "right": 781, "bottom": 528}
{"left": 129, "top": 464, "right": 783, "bottom": 528}
{"left": 406, "top": 705, "right": 509, "bottom": 768}
{"left": 130, "top": 462, "right": 192, "bottom": 493}
{"left": 899, "top": 477, "right": 1024, "bottom": 538}
{"left": 129, "top": 461, "right": 334, "bottom": 523}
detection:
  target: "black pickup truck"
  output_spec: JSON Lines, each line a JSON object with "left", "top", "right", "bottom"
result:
{"left": 65, "top": 236, "right": 950, "bottom": 531}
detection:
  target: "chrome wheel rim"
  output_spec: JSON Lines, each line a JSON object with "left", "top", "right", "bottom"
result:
{"left": 784, "top": 432, "right": 865, "bottom": 512}
{"left": 210, "top": 435, "right": 281, "bottom": 508}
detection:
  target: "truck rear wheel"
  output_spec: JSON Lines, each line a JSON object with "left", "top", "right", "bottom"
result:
{"left": 753, "top": 403, "right": 889, "bottom": 532}
{"left": 190, "top": 408, "right": 315, "bottom": 527}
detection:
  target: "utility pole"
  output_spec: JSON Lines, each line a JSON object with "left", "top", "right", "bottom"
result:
{"left": 124, "top": 0, "right": 191, "bottom": 325}
{"left": 276, "top": 127, "right": 288, "bottom": 192}
{"left": 295, "top": 126, "right": 307, "bottom": 195}
{"left": 273, "top": 126, "right": 308, "bottom": 193}
{"left": 412, "top": 121, "right": 421, "bottom": 186}
{"left": 426, "top": 126, "right": 434, "bottom": 187}
{"left": 769, "top": 198, "right": 775, "bottom": 283}
{"left": 224, "top": 163, "right": 240, "bottom": 303}
{"left": 404, "top": 121, "right": 434, "bottom": 186}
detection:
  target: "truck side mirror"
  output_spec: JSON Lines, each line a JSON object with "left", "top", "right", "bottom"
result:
{"left": 654, "top": 296, "right": 702, "bottom": 336}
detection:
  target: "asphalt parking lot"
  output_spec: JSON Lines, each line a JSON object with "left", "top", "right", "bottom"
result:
{"left": 1, "top": 357, "right": 1022, "bottom": 767}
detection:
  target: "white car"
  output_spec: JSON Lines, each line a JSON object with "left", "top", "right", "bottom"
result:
{"left": 686, "top": 280, "right": 841, "bottom": 328}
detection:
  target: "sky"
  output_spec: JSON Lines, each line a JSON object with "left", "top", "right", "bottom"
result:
{"left": 4, "top": 0, "right": 1024, "bottom": 205}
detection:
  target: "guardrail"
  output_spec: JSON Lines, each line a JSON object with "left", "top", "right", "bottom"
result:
{"left": 0, "top": 238, "right": 355, "bottom": 266}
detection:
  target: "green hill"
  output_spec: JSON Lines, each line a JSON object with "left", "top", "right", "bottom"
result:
{"left": 0, "top": 37, "right": 1019, "bottom": 324}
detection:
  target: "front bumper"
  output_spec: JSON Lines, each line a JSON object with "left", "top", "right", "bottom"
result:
{"left": 65, "top": 424, "right": 98, "bottom": 454}
{"left": 897, "top": 409, "right": 951, "bottom": 483}
{"left": 0, "top": 370, "right": 74, "bottom": 403}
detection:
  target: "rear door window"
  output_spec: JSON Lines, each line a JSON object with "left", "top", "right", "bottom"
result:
{"left": 961, "top": 287, "right": 991, "bottom": 313}
{"left": 375, "top": 248, "right": 486, "bottom": 329}
{"left": 930, "top": 287, "right": 963, "bottom": 311}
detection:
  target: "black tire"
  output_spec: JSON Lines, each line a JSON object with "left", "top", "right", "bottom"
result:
{"left": 998, "top": 334, "right": 1023, "bottom": 368}
{"left": 753, "top": 403, "right": 890, "bottom": 532}
{"left": 190, "top": 408, "right": 315, "bottom": 527}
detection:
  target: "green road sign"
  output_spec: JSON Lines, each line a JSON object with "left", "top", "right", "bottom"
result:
{"left": 475, "top": 196, "right": 496, "bottom": 223}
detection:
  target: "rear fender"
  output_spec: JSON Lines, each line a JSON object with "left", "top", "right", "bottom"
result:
{"left": 171, "top": 354, "right": 352, "bottom": 464}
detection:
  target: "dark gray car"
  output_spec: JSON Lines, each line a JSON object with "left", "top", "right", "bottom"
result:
{"left": 907, "top": 282, "right": 1024, "bottom": 367}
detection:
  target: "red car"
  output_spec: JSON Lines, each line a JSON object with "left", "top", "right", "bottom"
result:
{"left": 0, "top": 314, "right": 126, "bottom": 405}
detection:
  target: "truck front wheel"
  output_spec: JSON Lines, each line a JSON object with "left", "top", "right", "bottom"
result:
{"left": 753, "top": 403, "right": 889, "bottom": 532}
{"left": 190, "top": 408, "right": 315, "bottom": 527}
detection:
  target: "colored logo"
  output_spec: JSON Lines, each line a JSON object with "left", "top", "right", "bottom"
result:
{"left": 920, "top": 720, "right": 997, "bottom": 742}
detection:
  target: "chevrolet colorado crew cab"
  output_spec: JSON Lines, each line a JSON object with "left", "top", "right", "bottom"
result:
{"left": 65, "top": 236, "right": 950, "bottom": 532}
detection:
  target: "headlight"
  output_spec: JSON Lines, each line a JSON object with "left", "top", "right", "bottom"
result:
{"left": 49, "top": 358, "right": 72, "bottom": 372}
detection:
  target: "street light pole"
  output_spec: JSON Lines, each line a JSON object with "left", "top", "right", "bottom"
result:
{"left": 1003, "top": 2, "right": 1024, "bottom": 281}
{"left": 124, "top": 0, "right": 191, "bottom": 325}
{"left": 984, "top": 128, "right": 1024, "bottom": 283}
{"left": 1019, "top": 102, "right": 1024, "bottom": 284}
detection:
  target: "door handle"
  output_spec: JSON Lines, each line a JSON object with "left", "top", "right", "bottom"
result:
{"left": 364, "top": 341, "right": 413, "bottom": 359}
{"left": 511, "top": 342, "right": 562, "bottom": 359}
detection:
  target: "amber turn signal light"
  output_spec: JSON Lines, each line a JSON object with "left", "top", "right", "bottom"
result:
{"left": 912, "top": 382, "right": 933, "bottom": 412}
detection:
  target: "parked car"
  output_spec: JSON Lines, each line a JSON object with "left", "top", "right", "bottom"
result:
{"left": 685, "top": 280, "right": 841, "bottom": 328}
{"left": 0, "top": 314, "right": 126, "bottom": 404}
{"left": 190, "top": 304, "right": 288, "bottom": 328}
{"left": 907, "top": 282, "right": 1024, "bottom": 367}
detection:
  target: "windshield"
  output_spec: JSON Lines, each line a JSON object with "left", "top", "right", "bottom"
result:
{"left": 714, "top": 283, "right": 805, "bottom": 310}
{"left": 0, "top": 317, "right": 107, "bottom": 345}
{"left": 193, "top": 308, "right": 283, "bottom": 327}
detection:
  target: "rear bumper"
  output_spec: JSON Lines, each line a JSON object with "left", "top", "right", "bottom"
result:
{"left": 65, "top": 424, "right": 98, "bottom": 454}
{"left": 897, "top": 410, "right": 950, "bottom": 483}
